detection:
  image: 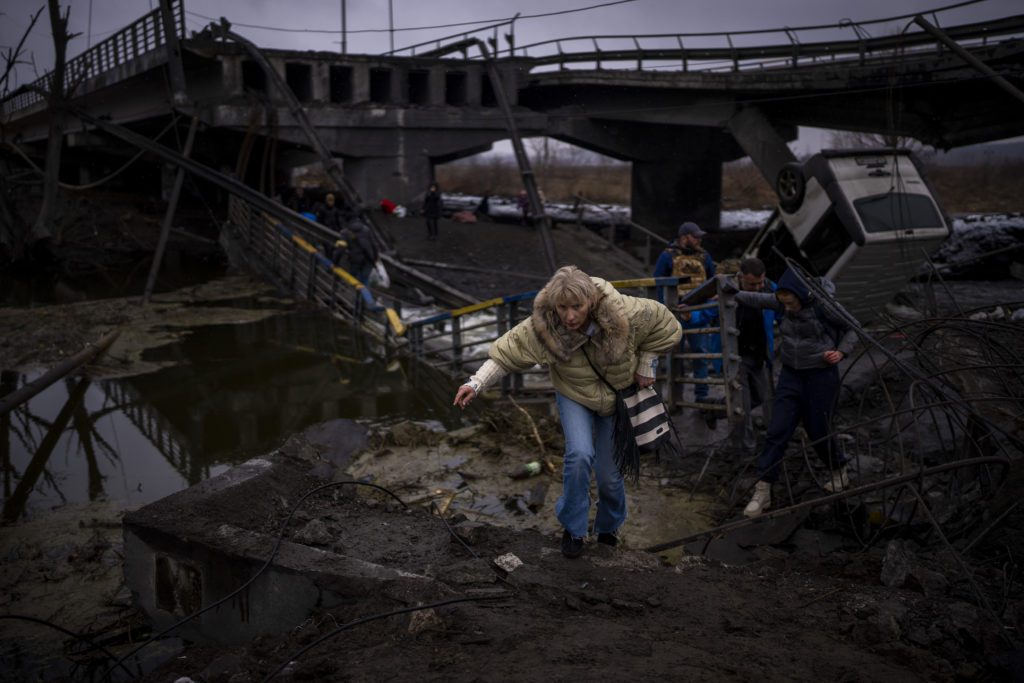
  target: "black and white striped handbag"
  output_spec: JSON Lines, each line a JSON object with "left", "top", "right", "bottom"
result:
{"left": 581, "top": 347, "right": 680, "bottom": 482}
{"left": 619, "top": 384, "right": 672, "bottom": 452}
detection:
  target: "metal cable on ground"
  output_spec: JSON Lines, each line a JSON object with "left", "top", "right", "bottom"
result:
{"left": 101, "top": 479, "right": 407, "bottom": 681}
{"left": 781, "top": 257, "right": 1024, "bottom": 452}
{"left": 429, "top": 501, "right": 520, "bottom": 594}
{"left": 430, "top": 500, "right": 480, "bottom": 559}
{"left": 644, "top": 455, "right": 1010, "bottom": 553}
{"left": 0, "top": 614, "right": 135, "bottom": 679}
{"left": 1, "top": 115, "right": 180, "bottom": 191}
{"left": 259, "top": 593, "right": 513, "bottom": 683}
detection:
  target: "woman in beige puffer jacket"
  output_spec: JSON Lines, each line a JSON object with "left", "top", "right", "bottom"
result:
{"left": 454, "top": 266, "right": 681, "bottom": 558}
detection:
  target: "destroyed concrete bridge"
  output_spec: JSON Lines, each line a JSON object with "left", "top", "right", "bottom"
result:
{"left": 3, "top": 0, "right": 1024, "bottom": 236}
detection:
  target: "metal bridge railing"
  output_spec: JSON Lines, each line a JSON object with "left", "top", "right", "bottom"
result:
{"left": 515, "top": 14, "right": 1024, "bottom": 73}
{"left": 1, "top": 0, "right": 184, "bottom": 117}
{"left": 387, "top": 2, "right": 1023, "bottom": 76}
{"left": 227, "top": 196, "right": 406, "bottom": 342}
{"left": 403, "top": 275, "right": 743, "bottom": 414}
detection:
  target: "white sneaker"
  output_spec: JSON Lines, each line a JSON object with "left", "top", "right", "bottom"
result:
{"left": 743, "top": 481, "right": 772, "bottom": 518}
{"left": 822, "top": 465, "right": 849, "bottom": 493}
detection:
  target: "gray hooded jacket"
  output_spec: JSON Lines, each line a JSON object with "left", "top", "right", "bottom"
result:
{"left": 734, "top": 270, "right": 857, "bottom": 370}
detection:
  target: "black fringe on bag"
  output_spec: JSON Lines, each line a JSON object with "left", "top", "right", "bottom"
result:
{"left": 582, "top": 347, "right": 683, "bottom": 484}
{"left": 610, "top": 390, "right": 683, "bottom": 484}
{"left": 611, "top": 392, "right": 642, "bottom": 483}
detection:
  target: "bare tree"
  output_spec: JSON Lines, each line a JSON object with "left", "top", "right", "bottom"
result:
{"left": 30, "top": 0, "right": 79, "bottom": 250}
{"left": 0, "top": 6, "right": 44, "bottom": 263}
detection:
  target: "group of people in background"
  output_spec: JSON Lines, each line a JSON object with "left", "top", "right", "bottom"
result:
{"left": 654, "top": 221, "right": 855, "bottom": 519}
{"left": 282, "top": 179, "right": 857, "bottom": 548}
{"left": 282, "top": 186, "right": 379, "bottom": 285}
{"left": 455, "top": 215, "right": 858, "bottom": 558}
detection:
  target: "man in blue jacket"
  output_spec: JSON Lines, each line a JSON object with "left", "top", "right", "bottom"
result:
{"left": 653, "top": 222, "right": 716, "bottom": 407}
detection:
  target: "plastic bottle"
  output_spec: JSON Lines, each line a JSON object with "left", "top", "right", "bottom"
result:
{"left": 507, "top": 461, "right": 543, "bottom": 480}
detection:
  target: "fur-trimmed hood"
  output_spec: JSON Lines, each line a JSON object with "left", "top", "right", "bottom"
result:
{"left": 531, "top": 277, "right": 630, "bottom": 365}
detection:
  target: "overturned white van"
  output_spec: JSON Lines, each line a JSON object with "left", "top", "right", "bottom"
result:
{"left": 745, "top": 149, "right": 951, "bottom": 322}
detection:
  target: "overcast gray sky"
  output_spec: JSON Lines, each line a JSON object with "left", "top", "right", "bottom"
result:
{"left": 2, "top": 0, "right": 1021, "bottom": 152}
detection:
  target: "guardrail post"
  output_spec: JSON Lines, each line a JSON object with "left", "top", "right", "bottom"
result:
{"left": 718, "top": 289, "right": 741, "bottom": 423}
{"left": 306, "top": 252, "right": 318, "bottom": 301}
{"left": 497, "top": 303, "right": 511, "bottom": 397}
{"left": 451, "top": 317, "right": 463, "bottom": 373}
{"left": 509, "top": 301, "right": 525, "bottom": 394}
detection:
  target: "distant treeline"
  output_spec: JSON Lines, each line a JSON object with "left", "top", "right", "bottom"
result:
{"left": 436, "top": 157, "right": 1021, "bottom": 214}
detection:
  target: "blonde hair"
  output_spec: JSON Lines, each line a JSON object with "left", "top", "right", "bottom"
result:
{"left": 543, "top": 265, "right": 598, "bottom": 307}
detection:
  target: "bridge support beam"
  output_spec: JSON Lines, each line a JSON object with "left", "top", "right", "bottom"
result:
{"left": 726, "top": 106, "right": 797, "bottom": 192}
{"left": 631, "top": 157, "right": 722, "bottom": 237}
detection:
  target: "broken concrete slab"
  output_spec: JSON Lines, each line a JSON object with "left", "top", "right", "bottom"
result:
{"left": 123, "top": 452, "right": 453, "bottom": 645}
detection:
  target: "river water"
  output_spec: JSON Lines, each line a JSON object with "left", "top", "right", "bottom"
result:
{"left": 0, "top": 311, "right": 450, "bottom": 524}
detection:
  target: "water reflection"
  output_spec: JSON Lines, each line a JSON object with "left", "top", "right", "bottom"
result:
{"left": 1, "top": 311, "right": 448, "bottom": 523}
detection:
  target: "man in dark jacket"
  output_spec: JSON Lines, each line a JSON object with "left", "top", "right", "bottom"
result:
{"left": 340, "top": 217, "right": 379, "bottom": 285}
{"left": 422, "top": 183, "right": 442, "bottom": 240}
{"left": 314, "top": 193, "right": 346, "bottom": 232}
{"left": 687, "top": 257, "right": 776, "bottom": 440}
{"left": 731, "top": 268, "right": 858, "bottom": 517}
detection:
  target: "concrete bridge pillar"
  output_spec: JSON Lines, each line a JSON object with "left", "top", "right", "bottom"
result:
{"left": 631, "top": 157, "right": 722, "bottom": 237}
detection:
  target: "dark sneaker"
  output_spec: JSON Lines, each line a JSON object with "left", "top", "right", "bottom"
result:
{"left": 701, "top": 408, "right": 718, "bottom": 430}
{"left": 596, "top": 532, "right": 618, "bottom": 547}
{"left": 561, "top": 530, "right": 584, "bottom": 559}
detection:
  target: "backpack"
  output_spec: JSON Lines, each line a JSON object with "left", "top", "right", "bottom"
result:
{"left": 671, "top": 248, "right": 710, "bottom": 298}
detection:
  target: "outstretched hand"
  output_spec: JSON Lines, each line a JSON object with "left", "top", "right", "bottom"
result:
{"left": 453, "top": 385, "right": 477, "bottom": 409}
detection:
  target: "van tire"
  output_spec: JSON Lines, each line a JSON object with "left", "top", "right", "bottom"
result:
{"left": 776, "top": 162, "right": 806, "bottom": 212}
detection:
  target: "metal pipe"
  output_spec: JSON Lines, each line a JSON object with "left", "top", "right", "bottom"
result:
{"left": 144, "top": 115, "right": 197, "bottom": 304}
{"left": 913, "top": 14, "right": 1024, "bottom": 107}
{"left": 644, "top": 455, "right": 1010, "bottom": 553}
{"left": 424, "top": 37, "right": 558, "bottom": 274}
{"left": 0, "top": 329, "right": 120, "bottom": 418}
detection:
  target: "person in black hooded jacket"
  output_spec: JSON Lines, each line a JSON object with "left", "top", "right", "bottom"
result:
{"left": 730, "top": 268, "right": 858, "bottom": 518}
{"left": 339, "top": 217, "right": 379, "bottom": 285}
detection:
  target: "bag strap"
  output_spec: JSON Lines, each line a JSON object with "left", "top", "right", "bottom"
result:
{"left": 581, "top": 346, "right": 617, "bottom": 393}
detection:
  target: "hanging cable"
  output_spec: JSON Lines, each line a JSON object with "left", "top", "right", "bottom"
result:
{"left": 1, "top": 115, "right": 180, "bottom": 191}
{"left": 185, "top": 0, "right": 641, "bottom": 35}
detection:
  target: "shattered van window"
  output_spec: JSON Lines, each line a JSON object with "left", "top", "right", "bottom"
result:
{"left": 801, "top": 208, "right": 852, "bottom": 275}
{"left": 855, "top": 193, "right": 942, "bottom": 233}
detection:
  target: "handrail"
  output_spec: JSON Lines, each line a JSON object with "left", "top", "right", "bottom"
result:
{"left": 517, "top": 15, "right": 1024, "bottom": 72}
{"left": 406, "top": 276, "right": 684, "bottom": 329}
{"left": 387, "top": 0, "right": 999, "bottom": 62}
{"left": 1, "top": 0, "right": 185, "bottom": 116}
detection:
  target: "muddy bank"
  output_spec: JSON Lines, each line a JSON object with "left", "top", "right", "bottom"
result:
{"left": 0, "top": 275, "right": 285, "bottom": 378}
{"left": 109, "top": 418, "right": 1020, "bottom": 681}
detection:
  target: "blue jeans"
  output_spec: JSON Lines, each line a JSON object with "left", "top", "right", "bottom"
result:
{"left": 757, "top": 365, "right": 845, "bottom": 482}
{"left": 555, "top": 393, "right": 627, "bottom": 538}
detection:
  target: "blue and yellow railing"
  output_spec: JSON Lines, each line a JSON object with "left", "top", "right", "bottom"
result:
{"left": 403, "top": 277, "right": 686, "bottom": 395}
{"left": 227, "top": 197, "right": 406, "bottom": 339}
